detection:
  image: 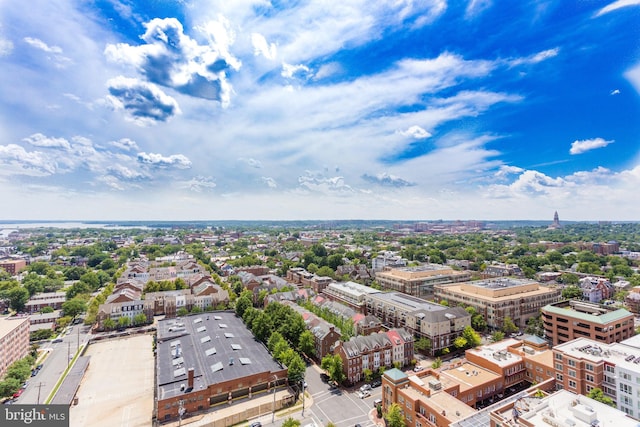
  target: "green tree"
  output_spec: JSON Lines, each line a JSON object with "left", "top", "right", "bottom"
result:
{"left": 133, "top": 313, "right": 148, "bottom": 326}
{"left": 0, "top": 378, "right": 21, "bottom": 398}
{"left": 62, "top": 298, "right": 87, "bottom": 318}
{"left": 298, "top": 330, "right": 315, "bottom": 357}
{"left": 65, "top": 281, "right": 91, "bottom": 299}
{"left": 8, "top": 286, "right": 29, "bottom": 312}
{"left": 103, "top": 318, "right": 116, "bottom": 331}
{"left": 40, "top": 306, "right": 54, "bottom": 314}
{"left": 454, "top": 336, "right": 468, "bottom": 349}
{"left": 462, "top": 325, "right": 482, "bottom": 347}
{"left": 251, "top": 311, "right": 273, "bottom": 343}
{"left": 282, "top": 417, "right": 301, "bottom": 427}
{"left": 234, "top": 293, "right": 252, "bottom": 318}
{"left": 177, "top": 307, "right": 189, "bottom": 317}
{"left": 561, "top": 286, "right": 583, "bottom": 300}
{"left": 363, "top": 368, "right": 373, "bottom": 383}
{"left": 491, "top": 331, "right": 505, "bottom": 342}
{"left": 118, "top": 316, "right": 130, "bottom": 329}
{"left": 384, "top": 403, "right": 405, "bottom": 427}
{"left": 321, "top": 354, "right": 345, "bottom": 384}
{"left": 502, "top": 316, "right": 518, "bottom": 334}
{"left": 587, "top": 387, "right": 615, "bottom": 407}
{"left": 471, "top": 314, "right": 487, "bottom": 332}
{"left": 287, "top": 353, "right": 306, "bottom": 384}
{"left": 414, "top": 337, "right": 432, "bottom": 352}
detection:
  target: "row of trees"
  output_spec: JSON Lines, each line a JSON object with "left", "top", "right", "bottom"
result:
{"left": 0, "top": 354, "right": 35, "bottom": 398}
{"left": 236, "top": 298, "right": 308, "bottom": 384}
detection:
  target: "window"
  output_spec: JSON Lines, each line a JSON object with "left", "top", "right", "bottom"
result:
{"left": 555, "top": 363, "right": 563, "bottom": 371}
{"left": 556, "top": 374, "right": 563, "bottom": 381}
{"left": 586, "top": 374, "right": 594, "bottom": 383}
{"left": 555, "top": 353, "right": 563, "bottom": 361}
{"left": 568, "top": 370, "right": 576, "bottom": 378}
{"left": 568, "top": 380, "right": 576, "bottom": 389}
{"left": 567, "top": 359, "right": 576, "bottom": 367}
{"left": 585, "top": 363, "right": 594, "bottom": 372}
{"left": 620, "top": 383, "right": 633, "bottom": 395}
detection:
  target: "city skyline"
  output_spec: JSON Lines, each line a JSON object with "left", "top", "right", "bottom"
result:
{"left": 0, "top": 1, "right": 639, "bottom": 221}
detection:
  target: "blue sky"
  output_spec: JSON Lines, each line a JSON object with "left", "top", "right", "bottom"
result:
{"left": 0, "top": 0, "right": 639, "bottom": 221}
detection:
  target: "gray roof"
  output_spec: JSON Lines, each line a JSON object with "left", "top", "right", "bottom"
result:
{"left": 156, "top": 311, "right": 283, "bottom": 400}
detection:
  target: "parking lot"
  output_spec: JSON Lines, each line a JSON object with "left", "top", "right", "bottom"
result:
{"left": 70, "top": 334, "right": 154, "bottom": 427}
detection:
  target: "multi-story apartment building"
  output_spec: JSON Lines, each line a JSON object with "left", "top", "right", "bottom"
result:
{"left": 541, "top": 300, "right": 634, "bottom": 346}
{"left": 282, "top": 301, "right": 341, "bottom": 360}
{"left": 24, "top": 291, "right": 66, "bottom": 314}
{"left": 285, "top": 267, "right": 333, "bottom": 293}
{"left": 375, "top": 264, "right": 471, "bottom": 299}
{"left": 96, "top": 300, "right": 154, "bottom": 330}
{"left": 487, "top": 388, "right": 639, "bottom": 427}
{"left": 365, "top": 292, "right": 471, "bottom": 356}
{"left": 435, "top": 278, "right": 562, "bottom": 330}
{"left": 482, "top": 263, "right": 523, "bottom": 278}
{"left": 322, "top": 281, "right": 381, "bottom": 313}
{"left": 0, "top": 317, "right": 30, "bottom": 377}
{"left": 371, "top": 252, "right": 406, "bottom": 272}
{"left": 466, "top": 338, "right": 555, "bottom": 391}
{"left": 0, "top": 258, "right": 27, "bottom": 275}
{"left": 552, "top": 337, "right": 640, "bottom": 419}
{"left": 335, "top": 328, "right": 413, "bottom": 384}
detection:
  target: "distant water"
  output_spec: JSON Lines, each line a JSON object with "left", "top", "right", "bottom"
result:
{"left": 0, "top": 221, "right": 150, "bottom": 231}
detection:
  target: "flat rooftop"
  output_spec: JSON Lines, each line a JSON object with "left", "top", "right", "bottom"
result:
{"left": 325, "top": 281, "right": 381, "bottom": 297}
{"left": 370, "top": 292, "right": 447, "bottom": 312}
{"left": 543, "top": 301, "right": 633, "bottom": 324}
{"left": 0, "top": 316, "right": 28, "bottom": 337}
{"left": 439, "top": 362, "right": 502, "bottom": 392}
{"left": 402, "top": 381, "right": 476, "bottom": 423}
{"left": 494, "top": 389, "right": 638, "bottom": 427}
{"left": 156, "top": 311, "right": 283, "bottom": 401}
{"left": 554, "top": 337, "right": 640, "bottom": 370}
{"left": 466, "top": 339, "right": 524, "bottom": 367}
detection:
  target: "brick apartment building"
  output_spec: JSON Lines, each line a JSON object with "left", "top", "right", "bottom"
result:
{"left": 0, "top": 317, "right": 30, "bottom": 377}
{"left": 24, "top": 292, "right": 66, "bottom": 314}
{"left": 282, "top": 301, "right": 341, "bottom": 360}
{"left": 364, "top": 292, "right": 471, "bottom": 356}
{"left": 375, "top": 264, "right": 472, "bottom": 299}
{"left": 541, "top": 300, "right": 634, "bottom": 346}
{"left": 552, "top": 336, "right": 640, "bottom": 419}
{"left": 435, "top": 278, "right": 562, "bottom": 330}
{"left": 0, "top": 259, "right": 27, "bottom": 275}
{"left": 335, "top": 328, "right": 414, "bottom": 384}
{"left": 322, "top": 281, "right": 381, "bottom": 313}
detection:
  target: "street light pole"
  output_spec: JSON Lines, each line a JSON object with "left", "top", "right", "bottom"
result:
{"left": 271, "top": 375, "right": 277, "bottom": 424}
{"left": 301, "top": 374, "right": 305, "bottom": 417}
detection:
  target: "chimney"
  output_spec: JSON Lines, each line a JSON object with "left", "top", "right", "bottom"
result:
{"left": 188, "top": 368, "right": 194, "bottom": 390}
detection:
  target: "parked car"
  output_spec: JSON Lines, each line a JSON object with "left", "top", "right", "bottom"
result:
{"left": 12, "top": 389, "right": 23, "bottom": 399}
{"left": 413, "top": 365, "right": 424, "bottom": 372}
{"left": 360, "top": 384, "right": 371, "bottom": 392}
{"left": 357, "top": 390, "right": 371, "bottom": 399}
{"left": 249, "top": 422, "right": 262, "bottom": 427}
{"left": 320, "top": 373, "right": 330, "bottom": 383}
{"left": 370, "top": 379, "right": 381, "bottom": 388}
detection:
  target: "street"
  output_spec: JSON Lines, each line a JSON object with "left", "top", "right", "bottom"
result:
{"left": 17, "top": 323, "right": 92, "bottom": 405}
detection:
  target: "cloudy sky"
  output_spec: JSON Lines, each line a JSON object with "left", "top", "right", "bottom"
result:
{"left": 0, "top": 1, "right": 639, "bottom": 221}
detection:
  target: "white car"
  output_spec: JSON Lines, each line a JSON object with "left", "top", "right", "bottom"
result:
{"left": 357, "top": 390, "right": 371, "bottom": 399}
{"left": 360, "top": 384, "right": 371, "bottom": 392}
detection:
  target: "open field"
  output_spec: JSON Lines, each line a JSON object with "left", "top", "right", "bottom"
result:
{"left": 70, "top": 334, "right": 154, "bottom": 427}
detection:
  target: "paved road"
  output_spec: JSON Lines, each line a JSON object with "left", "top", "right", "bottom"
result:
{"left": 18, "top": 324, "right": 92, "bottom": 405}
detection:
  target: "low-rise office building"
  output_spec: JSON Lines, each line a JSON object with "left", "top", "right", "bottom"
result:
{"left": 375, "top": 264, "right": 471, "bottom": 299}
{"left": 0, "top": 316, "right": 30, "bottom": 377}
{"left": 541, "top": 300, "right": 634, "bottom": 346}
{"left": 365, "top": 292, "right": 471, "bottom": 356}
{"left": 435, "top": 278, "right": 562, "bottom": 330}
{"left": 155, "top": 312, "right": 288, "bottom": 422}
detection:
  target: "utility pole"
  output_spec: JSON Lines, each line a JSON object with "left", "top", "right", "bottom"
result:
{"left": 271, "top": 375, "right": 277, "bottom": 424}
{"left": 37, "top": 382, "right": 44, "bottom": 404}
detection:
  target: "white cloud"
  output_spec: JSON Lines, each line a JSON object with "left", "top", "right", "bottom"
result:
{"left": 595, "top": 0, "right": 640, "bottom": 17}
{"left": 109, "top": 138, "right": 139, "bottom": 151}
{"left": 297, "top": 171, "right": 354, "bottom": 194}
{"left": 181, "top": 176, "right": 217, "bottom": 192}
{"left": 624, "top": 63, "right": 640, "bottom": 95}
{"left": 0, "top": 38, "right": 13, "bottom": 56}
{"left": 465, "top": 0, "right": 492, "bottom": 19}
{"left": 261, "top": 176, "right": 277, "bottom": 188}
{"left": 238, "top": 158, "right": 263, "bottom": 168}
{"left": 610, "top": 89, "right": 621, "bottom": 95}
{"left": 495, "top": 165, "right": 524, "bottom": 178}
{"left": 399, "top": 125, "right": 432, "bottom": 139}
{"left": 22, "top": 133, "right": 71, "bottom": 150}
{"left": 509, "top": 48, "right": 559, "bottom": 66}
{"left": 137, "top": 152, "right": 192, "bottom": 169}
{"left": 361, "top": 172, "right": 416, "bottom": 187}
{"left": 24, "top": 37, "right": 63, "bottom": 53}
{"left": 0, "top": 144, "right": 57, "bottom": 175}
{"left": 281, "top": 63, "right": 311, "bottom": 79}
{"left": 569, "top": 138, "right": 614, "bottom": 155}
{"left": 105, "top": 17, "right": 241, "bottom": 106}
{"left": 106, "top": 76, "right": 181, "bottom": 125}
{"left": 251, "top": 33, "right": 277, "bottom": 60}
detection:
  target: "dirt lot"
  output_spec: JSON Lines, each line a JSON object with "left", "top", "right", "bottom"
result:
{"left": 70, "top": 334, "right": 154, "bottom": 427}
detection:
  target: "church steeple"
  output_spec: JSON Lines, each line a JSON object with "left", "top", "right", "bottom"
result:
{"left": 549, "top": 211, "right": 561, "bottom": 229}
